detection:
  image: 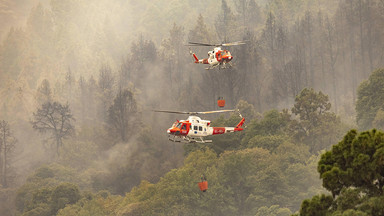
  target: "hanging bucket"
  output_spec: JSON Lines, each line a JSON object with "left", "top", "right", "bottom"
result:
{"left": 217, "top": 97, "right": 225, "bottom": 108}
{"left": 198, "top": 181, "right": 208, "bottom": 192}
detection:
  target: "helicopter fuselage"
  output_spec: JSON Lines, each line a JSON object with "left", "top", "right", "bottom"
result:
{"left": 167, "top": 115, "right": 244, "bottom": 143}
{"left": 192, "top": 47, "right": 233, "bottom": 69}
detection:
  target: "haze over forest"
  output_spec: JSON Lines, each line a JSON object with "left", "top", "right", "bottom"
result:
{"left": 1, "top": 0, "right": 384, "bottom": 215}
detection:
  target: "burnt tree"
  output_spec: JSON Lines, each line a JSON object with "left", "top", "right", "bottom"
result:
{"left": 31, "top": 102, "right": 75, "bottom": 156}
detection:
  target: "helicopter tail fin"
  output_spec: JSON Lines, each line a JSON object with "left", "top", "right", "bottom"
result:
{"left": 192, "top": 53, "right": 199, "bottom": 63}
{"left": 234, "top": 118, "right": 245, "bottom": 131}
{"left": 189, "top": 48, "right": 199, "bottom": 63}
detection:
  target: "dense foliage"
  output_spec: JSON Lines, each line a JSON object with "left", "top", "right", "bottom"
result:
{"left": 356, "top": 68, "right": 384, "bottom": 130}
{"left": 298, "top": 129, "right": 384, "bottom": 215}
{"left": 0, "top": 0, "right": 384, "bottom": 215}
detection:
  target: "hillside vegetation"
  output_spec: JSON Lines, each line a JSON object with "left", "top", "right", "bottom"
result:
{"left": 1, "top": 0, "right": 384, "bottom": 215}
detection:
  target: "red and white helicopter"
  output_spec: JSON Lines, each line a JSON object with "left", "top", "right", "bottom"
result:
{"left": 188, "top": 41, "right": 246, "bottom": 70}
{"left": 154, "top": 109, "right": 245, "bottom": 143}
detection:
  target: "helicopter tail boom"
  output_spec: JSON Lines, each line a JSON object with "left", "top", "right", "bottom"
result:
{"left": 190, "top": 51, "right": 208, "bottom": 64}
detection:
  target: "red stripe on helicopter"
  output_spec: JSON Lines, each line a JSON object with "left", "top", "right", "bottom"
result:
{"left": 212, "top": 127, "right": 226, "bottom": 135}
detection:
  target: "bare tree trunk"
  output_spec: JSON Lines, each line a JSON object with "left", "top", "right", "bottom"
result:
{"left": 326, "top": 17, "right": 338, "bottom": 113}
{"left": 306, "top": 12, "right": 315, "bottom": 88}
{"left": 3, "top": 141, "right": 7, "bottom": 187}
{"left": 366, "top": 0, "right": 374, "bottom": 72}
{"left": 348, "top": 1, "right": 357, "bottom": 103}
{"left": 1, "top": 127, "right": 4, "bottom": 186}
{"left": 358, "top": 0, "right": 366, "bottom": 74}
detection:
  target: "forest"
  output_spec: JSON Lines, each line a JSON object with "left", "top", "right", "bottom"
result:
{"left": 1, "top": 0, "right": 384, "bottom": 215}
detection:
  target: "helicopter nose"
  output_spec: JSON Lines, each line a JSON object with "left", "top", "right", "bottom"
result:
{"left": 167, "top": 128, "right": 178, "bottom": 134}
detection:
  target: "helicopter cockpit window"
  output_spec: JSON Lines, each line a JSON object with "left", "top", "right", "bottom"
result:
{"left": 182, "top": 124, "right": 186, "bottom": 130}
{"left": 176, "top": 123, "right": 182, "bottom": 129}
{"left": 199, "top": 126, "right": 203, "bottom": 131}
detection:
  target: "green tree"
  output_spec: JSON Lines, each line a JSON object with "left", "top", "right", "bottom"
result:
{"left": 50, "top": 183, "right": 81, "bottom": 214}
{"left": 15, "top": 164, "right": 86, "bottom": 215}
{"left": 318, "top": 129, "right": 384, "bottom": 197}
{"left": 358, "top": 196, "right": 384, "bottom": 216}
{"left": 291, "top": 88, "right": 342, "bottom": 153}
{"left": 372, "top": 109, "right": 384, "bottom": 131}
{"left": 300, "top": 194, "right": 333, "bottom": 216}
{"left": 57, "top": 191, "right": 121, "bottom": 216}
{"left": 335, "top": 188, "right": 363, "bottom": 212}
{"left": 356, "top": 68, "right": 384, "bottom": 130}
{"left": 255, "top": 205, "right": 292, "bottom": 216}
{"left": 296, "top": 127, "right": 384, "bottom": 215}
{"left": 242, "top": 109, "right": 291, "bottom": 146}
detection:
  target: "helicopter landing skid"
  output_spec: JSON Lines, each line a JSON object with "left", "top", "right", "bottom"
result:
{"left": 168, "top": 135, "right": 212, "bottom": 143}
{"left": 206, "top": 63, "right": 232, "bottom": 70}
{"left": 205, "top": 64, "right": 220, "bottom": 70}
{"left": 187, "top": 137, "right": 212, "bottom": 143}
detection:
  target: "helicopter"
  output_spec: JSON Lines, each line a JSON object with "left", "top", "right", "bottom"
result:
{"left": 188, "top": 41, "right": 246, "bottom": 70}
{"left": 154, "top": 109, "right": 245, "bottom": 143}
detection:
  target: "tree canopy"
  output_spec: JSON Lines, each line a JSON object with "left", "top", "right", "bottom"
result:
{"left": 356, "top": 69, "right": 384, "bottom": 131}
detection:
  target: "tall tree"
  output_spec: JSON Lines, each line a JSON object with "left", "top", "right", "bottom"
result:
{"left": 107, "top": 88, "right": 138, "bottom": 142}
{"left": 161, "top": 23, "right": 186, "bottom": 91}
{"left": 0, "top": 120, "right": 16, "bottom": 187}
{"left": 97, "top": 63, "right": 115, "bottom": 122}
{"left": 291, "top": 88, "right": 342, "bottom": 153}
{"left": 98, "top": 64, "right": 114, "bottom": 92}
{"left": 324, "top": 15, "right": 339, "bottom": 113}
{"left": 36, "top": 79, "right": 52, "bottom": 104}
{"left": 215, "top": 0, "right": 238, "bottom": 41}
{"left": 63, "top": 66, "right": 75, "bottom": 102}
{"left": 188, "top": 14, "right": 214, "bottom": 44}
{"left": 304, "top": 11, "right": 315, "bottom": 87}
{"left": 31, "top": 102, "right": 75, "bottom": 157}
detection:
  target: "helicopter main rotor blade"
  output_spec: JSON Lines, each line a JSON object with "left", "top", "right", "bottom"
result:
{"left": 187, "top": 42, "right": 215, "bottom": 46}
{"left": 195, "top": 110, "right": 236, "bottom": 114}
{"left": 153, "top": 109, "right": 236, "bottom": 115}
{"left": 187, "top": 41, "right": 247, "bottom": 47}
{"left": 220, "top": 41, "right": 247, "bottom": 46}
{"left": 153, "top": 110, "right": 191, "bottom": 114}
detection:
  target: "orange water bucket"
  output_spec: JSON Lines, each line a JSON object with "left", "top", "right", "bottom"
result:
{"left": 198, "top": 181, "right": 208, "bottom": 192}
{"left": 217, "top": 97, "right": 225, "bottom": 107}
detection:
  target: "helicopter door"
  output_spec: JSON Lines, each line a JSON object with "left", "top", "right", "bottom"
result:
{"left": 180, "top": 123, "right": 189, "bottom": 135}
{"left": 216, "top": 51, "right": 222, "bottom": 62}
{"left": 208, "top": 51, "right": 217, "bottom": 64}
